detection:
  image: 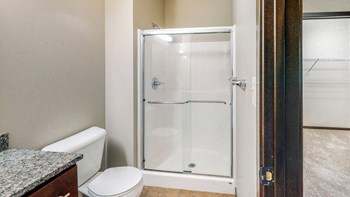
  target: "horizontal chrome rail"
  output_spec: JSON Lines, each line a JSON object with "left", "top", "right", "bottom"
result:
{"left": 147, "top": 101, "right": 187, "bottom": 105}
{"left": 141, "top": 26, "right": 233, "bottom": 36}
{"left": 147, "top": 100, "right": 227, "bottom": 105}
{"left": 189, "top": 100, "right": 227, "bottom": 104}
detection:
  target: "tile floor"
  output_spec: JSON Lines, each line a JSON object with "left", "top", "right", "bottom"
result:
{"left": 140, "top": 186, "right": 235, "bottom": 197}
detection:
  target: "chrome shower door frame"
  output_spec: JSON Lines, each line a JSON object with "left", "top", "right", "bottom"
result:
{"left": 137, "top": 26, "right": 235, "bottom": 178}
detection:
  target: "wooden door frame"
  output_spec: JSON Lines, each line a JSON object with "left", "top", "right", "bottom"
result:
{"left": 260, "top": 0, "right": 303, "bottom": 196}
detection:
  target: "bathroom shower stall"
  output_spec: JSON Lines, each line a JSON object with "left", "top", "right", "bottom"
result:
{"left": 137, "top": 27, "right": 236, "bottom": 193}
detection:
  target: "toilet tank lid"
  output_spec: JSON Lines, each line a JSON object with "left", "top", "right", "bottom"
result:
{"left": 42, "top": 127, "right": 106, "bottom": 153}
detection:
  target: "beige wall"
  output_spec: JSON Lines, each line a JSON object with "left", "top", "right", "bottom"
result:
{"left": 134, "top": 0, "right": 165, "bottom": 29}
{"left": 304, "top": 0, "right": 350, "bottom": 12}
{"left": 165, "top": 0, "right": 233, "bottom": 28}
{"left": 0, "top": 1, "right": 105, "bottom": 150}
{"left": 106, "top": 0, "right": 135, "bottom": 167}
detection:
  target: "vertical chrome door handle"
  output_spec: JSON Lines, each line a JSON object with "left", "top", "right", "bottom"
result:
{"left": 230, "top": 77, "right": 246, "bottom": 91}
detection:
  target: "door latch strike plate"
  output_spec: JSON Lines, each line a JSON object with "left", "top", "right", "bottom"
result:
{"left": 260, "top": 167, "right": 274, "bottom": 186}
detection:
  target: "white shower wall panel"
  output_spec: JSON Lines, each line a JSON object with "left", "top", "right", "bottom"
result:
{"left": 190, "top": 41, "right": 231, "bottom": 101}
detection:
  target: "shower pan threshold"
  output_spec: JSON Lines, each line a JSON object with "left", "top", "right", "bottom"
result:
{"left": 142, "top": 170, "right": 235, "bottom": 195}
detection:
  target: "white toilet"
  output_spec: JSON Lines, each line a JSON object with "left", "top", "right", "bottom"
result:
{"left": 42, "top": 127, "right": 143, "bottom": 197}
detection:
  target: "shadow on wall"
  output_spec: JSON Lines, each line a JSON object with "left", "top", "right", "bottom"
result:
{"left": 107, "top": 139, "right": 128, "bottom": 167}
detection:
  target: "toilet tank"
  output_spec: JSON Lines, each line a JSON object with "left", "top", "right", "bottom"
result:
{"left": 42, "top": 127, "right": 106, "bottom": 186}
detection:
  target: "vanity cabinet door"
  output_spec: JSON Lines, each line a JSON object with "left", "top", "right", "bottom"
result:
{"left": 27, "top": 165, "right": 78, "bottom": 197}
{"left": 53, "top": 165, "right": 78, "bottom": 197}
{"left": 27, "top": 182, "right": 53, "bottom": 197}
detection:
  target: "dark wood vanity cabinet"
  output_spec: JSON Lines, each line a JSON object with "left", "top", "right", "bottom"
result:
{"left": 26, "top": 165, "right": 78, "bottom": 197}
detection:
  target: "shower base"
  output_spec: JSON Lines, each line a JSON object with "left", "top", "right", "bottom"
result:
{"left": 142, "top": 170, "right": 235, "bottom": 195}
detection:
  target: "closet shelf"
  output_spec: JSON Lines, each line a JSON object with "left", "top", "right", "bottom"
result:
{"left": 303, "top": 57, "right": 350, "bottom": 75}
{"left": 304, "top": 57, "right": 350, "bottom": 62}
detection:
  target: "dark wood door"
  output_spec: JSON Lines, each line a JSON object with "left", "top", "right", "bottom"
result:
{"left": 260, "top": 0, "right": 303, "bottom": 196}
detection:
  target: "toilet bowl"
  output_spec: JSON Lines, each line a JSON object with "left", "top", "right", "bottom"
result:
{"left": 42, "top": 127, "right": 143, "bottom": 197}
{"left": 80, "top": 167, "right": 143, "bottom": 197}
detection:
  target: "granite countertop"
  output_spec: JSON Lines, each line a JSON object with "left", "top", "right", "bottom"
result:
{"left": 0, "top": 149, "right": 83, "bottom": 197}
{"left": 0, "top": 133, "right": 9, "bottom": 152}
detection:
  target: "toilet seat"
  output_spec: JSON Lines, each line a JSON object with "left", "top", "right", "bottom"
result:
{"left": 87, "top": 167, "right": 143, "bottom": 197}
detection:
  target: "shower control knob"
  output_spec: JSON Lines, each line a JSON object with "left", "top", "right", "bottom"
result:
{"left": 152, "top": 77, "right": 163, "bottom": 90}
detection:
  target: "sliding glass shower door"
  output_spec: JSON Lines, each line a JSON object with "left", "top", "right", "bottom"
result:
{"left": 143, "top": 30, "right": 232, "bottom": 177}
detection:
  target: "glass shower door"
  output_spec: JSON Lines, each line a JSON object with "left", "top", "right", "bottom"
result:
{"left": 186, "top": 33, "right": 232, "bottom": 177}
{"left": 143, "top": 34, "right": 192, "bottom": 173}
{"left": 143, "top": 31, "right": 232, "bottom": 177}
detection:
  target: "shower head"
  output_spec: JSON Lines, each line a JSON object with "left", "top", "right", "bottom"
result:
{"left": 152, "top": 23, "right": 161, "bottom": 29}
